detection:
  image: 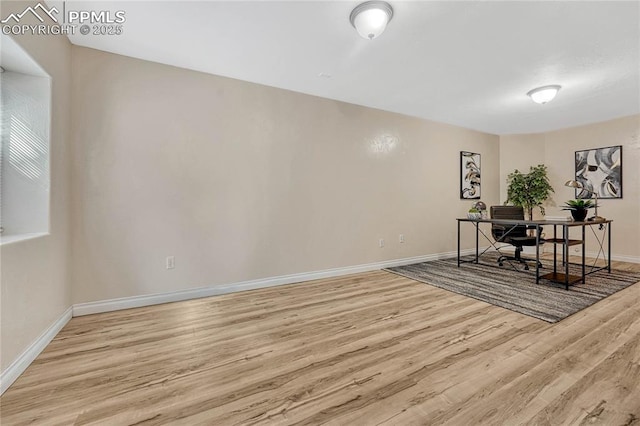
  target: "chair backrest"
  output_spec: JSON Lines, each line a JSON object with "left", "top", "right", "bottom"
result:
{"left": 490, "top": 205, "right": 525, "bottom": 221}
{"left": 490, "top": 206, "right": 528, "bottom": 241}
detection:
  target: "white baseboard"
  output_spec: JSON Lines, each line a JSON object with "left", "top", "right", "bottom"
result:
{"left": 72, "top": 248, "right": 480, "bottom": 317}
{"left": 552, "top": 248, "right": 639, "bottom": 264}
{"left": 0, "top": 248, "right": 475, "bottom": 395}
{"left": 591, "top": 252, "right": 640, "bottom": 264}
{"left": 1, "top": 245, "right": 634, "bottom": 396}
{"left": 612, "top": 254, "right": 640, "bottom": 264}
{"left": 0, "top": 306, "right": 72, "bottom": 395}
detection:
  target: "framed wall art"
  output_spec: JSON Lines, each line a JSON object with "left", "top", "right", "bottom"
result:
{"left": 460, "top": 151, "right": 481, "bottom": 199}
{"left": 574, "top": 145, "right": 622, "bottom": 199}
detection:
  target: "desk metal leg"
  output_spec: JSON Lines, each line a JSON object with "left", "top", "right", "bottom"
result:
{"left": 564, "top": 225, "right": 569, "bottom": 290}
{"left": 535, "top": 224, "right": 540, "bottom": 284}
{"left": 608, "top": 222, "right": 611, "bottom": 273}
{"left": 553, "top": 225, "right": 557, "bottom": 275}
{"left": 475, "top": 223, "right": 479, "bottom": 264}
{"left": 582, "top": 225, "right": 586, "bottom": 283}
{"left": 561, "top": 225, "right": 566, "bottom": 267}
{"left": 457, "top": 220, "right": 461, "bottom": 267}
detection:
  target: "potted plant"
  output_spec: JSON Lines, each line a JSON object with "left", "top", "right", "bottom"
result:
{"left": 505, "top": 164, "right": 555, "bottom": 220}
{"left": 467, "top": 207, "right": 482, "bottom": 219}
{"left": 562, "top": 199, "right": 595, "bottom": 222}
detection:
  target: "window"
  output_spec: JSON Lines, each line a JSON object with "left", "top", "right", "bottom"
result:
{"left": 0, "top": 35, "right": 51, "bottom": 244}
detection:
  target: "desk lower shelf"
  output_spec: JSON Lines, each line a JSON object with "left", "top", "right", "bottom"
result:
{"left": 540, "top": 272, "right": 583, "bottom": 284}
{"left": 544, "top": 238, "right": 583, "bottom": 247}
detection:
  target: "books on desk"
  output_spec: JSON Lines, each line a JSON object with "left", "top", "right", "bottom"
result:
{"left": 545, "top": 216, "right": 572, "bottom": 221}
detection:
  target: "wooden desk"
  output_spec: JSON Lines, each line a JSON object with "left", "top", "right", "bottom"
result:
{"left": 457, "top": 218, "right": 612, "bottom": 289}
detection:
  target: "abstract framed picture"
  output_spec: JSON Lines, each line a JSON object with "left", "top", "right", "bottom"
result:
{"left": 574, "top": 145, "right": 622, "bottom": 199}
{"left": 460, "top": 151, "right": 481, "bottom": 199}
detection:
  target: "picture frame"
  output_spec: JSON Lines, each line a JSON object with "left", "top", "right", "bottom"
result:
{"left": 574, "top": 145, "right": 622, "bottom": 199}
{"left": 460, "top": 151, "right": 481, "bottom": 199}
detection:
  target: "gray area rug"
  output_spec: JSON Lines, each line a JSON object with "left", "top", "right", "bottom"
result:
{"left": 384, "top": 254, "right": 640, "bottom": 323}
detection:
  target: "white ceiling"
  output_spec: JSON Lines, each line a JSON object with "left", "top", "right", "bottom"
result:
{"left": 53, "top": 1, "right": 639, "bottom": 135}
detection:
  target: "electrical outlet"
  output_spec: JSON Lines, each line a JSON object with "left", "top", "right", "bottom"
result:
{"left": 166, "top": 256, "right": 175, "bottom": 269}
{"left": 379, "top": 239, "right": 385, "bottom": 248}
{"left": 399, "top": 234, "right": 405, "bottom": 243}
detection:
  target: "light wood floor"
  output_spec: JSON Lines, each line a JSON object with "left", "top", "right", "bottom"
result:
{"left": 2, "top": 260, "right": 639, "bottom": 425}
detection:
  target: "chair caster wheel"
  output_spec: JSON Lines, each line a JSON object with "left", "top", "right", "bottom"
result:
{"left": 498, "top": 262, "right": 503, "bottom": 267}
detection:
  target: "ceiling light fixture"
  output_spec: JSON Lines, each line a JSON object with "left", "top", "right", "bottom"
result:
{"left": 527, "top": 85, "right": 561, "bottom": 104}
{"left": 350, "top": 1, "right": 393, "bottom": 40}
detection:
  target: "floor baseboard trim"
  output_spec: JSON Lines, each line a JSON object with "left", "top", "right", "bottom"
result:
{"left": 3, "top": 247, "right": 633, "bottom": 395}
{"left": 568, "top": 251, "right": 639, "bottom": 264}
{"left": 0, "top": 306, "right": 72, "bottom": 396}
{"left": 72, "top": 248, "right": 479, "bottom": 317}
{"left": 607, "top": 253, "right": 639, "bottom": 264}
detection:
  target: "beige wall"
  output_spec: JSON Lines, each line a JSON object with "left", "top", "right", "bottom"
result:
{"left": 3, "top": 22, "right": 635, "bottom": 381}
{"left": 500, "top": 115, "right": 640, "bottom": 260}
{"left": 499, "top": 134, "right": 546, "bottom": 207}
{"left": 70, "top": 46, "right": 500, "bottom": 304}
{"left": 543, "top": 115, "right": 640, "bottom": 260}
{"left": 0, "top": 2, "right": 72, "bottom": 371}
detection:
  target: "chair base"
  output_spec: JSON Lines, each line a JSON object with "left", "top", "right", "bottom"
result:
{"left": 497, "top": 246, "right": 542, "bottom": 270}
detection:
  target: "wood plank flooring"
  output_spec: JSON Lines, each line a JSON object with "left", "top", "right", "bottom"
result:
{"left": 1, "top": 259, "right": 639, "bottom": 425}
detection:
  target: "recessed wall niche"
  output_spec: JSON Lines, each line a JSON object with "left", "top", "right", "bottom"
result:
{"left": 0, "top": 35, "right": 52, "bottom": 243}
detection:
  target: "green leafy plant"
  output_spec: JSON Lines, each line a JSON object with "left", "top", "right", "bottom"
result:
{"left": 561, "top": 199, "right": 595, "bottom": 211}
{"left": 505, "top": 164, "right": 555, "bottom": 220}
{"left": 467, "top": 206, "right": 482, "bottom": 219}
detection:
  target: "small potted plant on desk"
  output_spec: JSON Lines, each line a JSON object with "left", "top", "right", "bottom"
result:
{"left": 467, "top": 207, "right": 482, "bottom": 219}
{"left": 562, "top": 199, "right": 595, "bottom": 222}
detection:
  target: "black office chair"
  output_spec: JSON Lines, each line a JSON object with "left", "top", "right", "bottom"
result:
{"left": 490, "top": 206, "right": 543, "bottom": 270}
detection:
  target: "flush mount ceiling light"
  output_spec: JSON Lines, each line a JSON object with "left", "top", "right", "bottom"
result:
{"left": 527, "top": 85, "right": 561, "bottom": 104}
{"left": 350, "top": 1, "right": 394, "bottom": 40}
